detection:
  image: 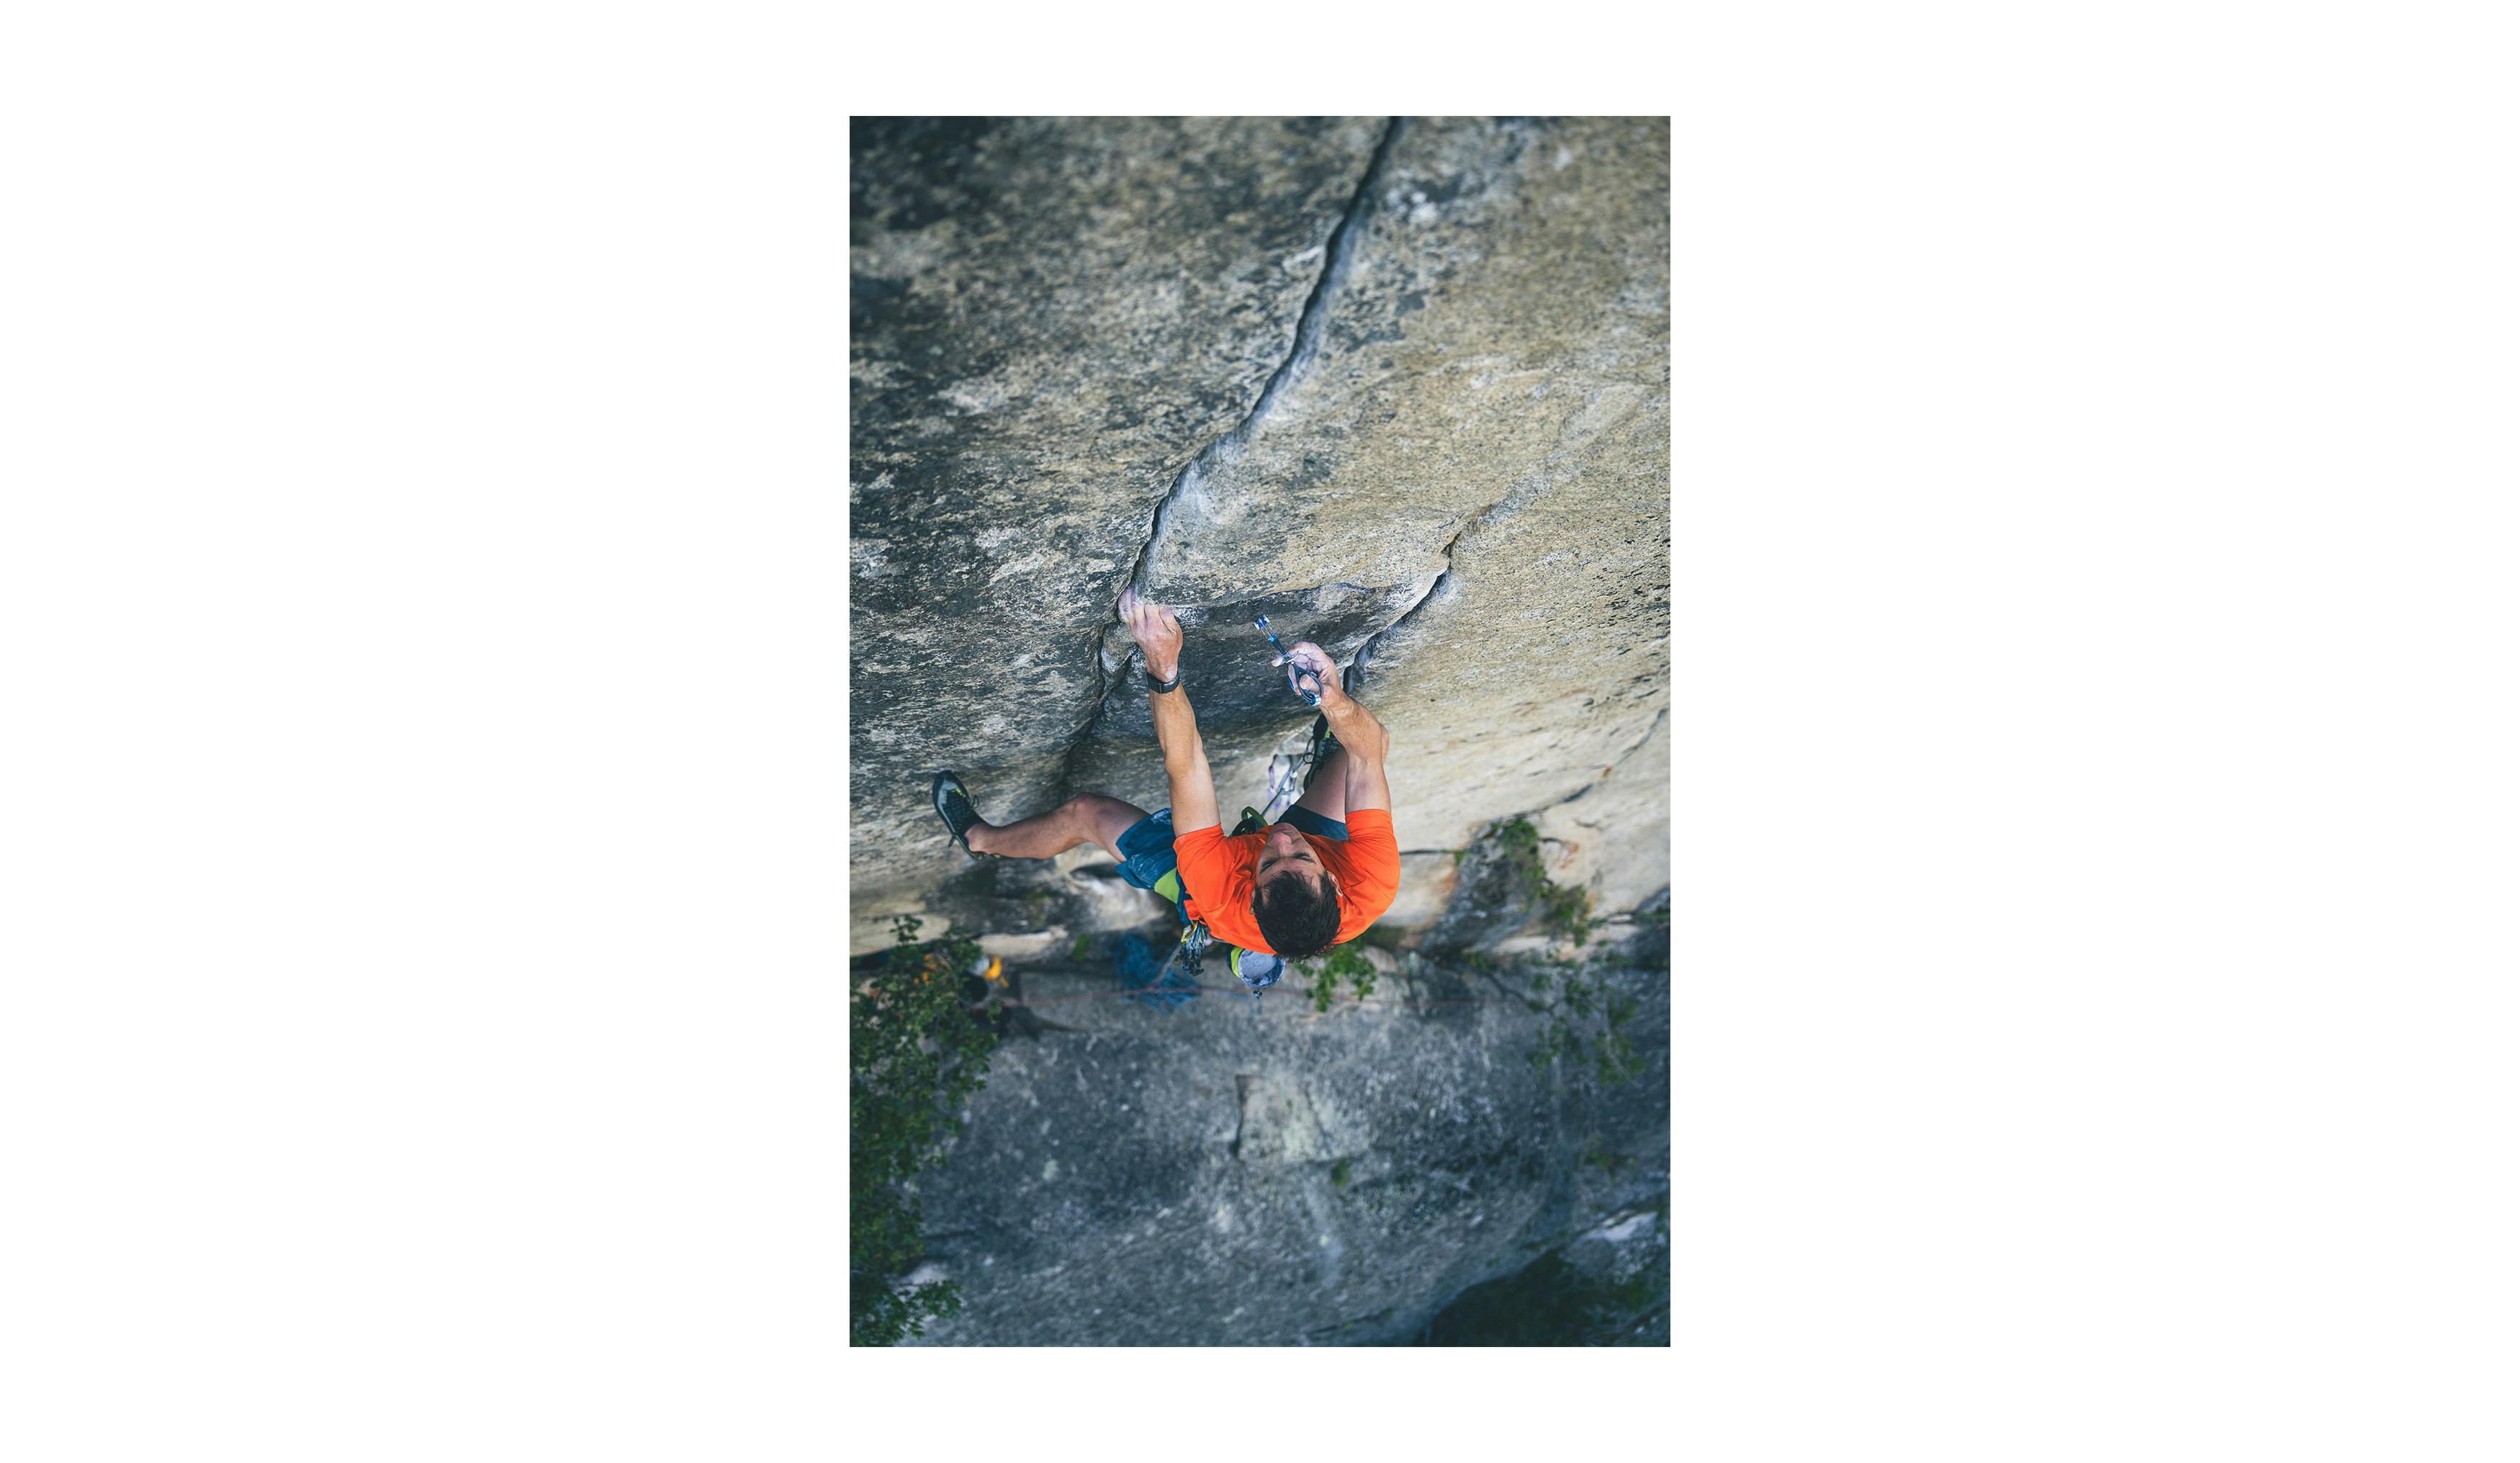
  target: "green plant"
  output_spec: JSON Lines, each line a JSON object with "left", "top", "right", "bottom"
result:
{"left": 1490, "top": 816, "right": 1598, "bottom": 946}
{"left": 1536, "top": 879, "right": 1595, "bottom": 945}
{"left": 1067, "top": 933, "right": 1092, "bottom": 960}
{"left": 1331, "top": 1158, "right": 1351, "bottom": 1188}
{"left": 1300, "top": 945, "right": 1380, "bottom": 1012}
{"left": 852, "top": 914, "right": 1001, "bottom": 1345}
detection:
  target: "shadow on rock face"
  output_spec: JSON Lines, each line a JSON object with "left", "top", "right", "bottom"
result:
{"left": 1416, "top": 1202, "right": 1670, "bottom": 1346}
{"left": 1089, "top": 580, "right": 1432, "bottom": 747}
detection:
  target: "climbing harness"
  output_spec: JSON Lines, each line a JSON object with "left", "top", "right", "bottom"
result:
{"left": 1253, "top": 616, "right": 1324, "bottom": 708}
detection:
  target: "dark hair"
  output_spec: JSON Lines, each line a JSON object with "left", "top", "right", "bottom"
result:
{"left": 1252, "top": 870, "right": 1342, "bottom": 960}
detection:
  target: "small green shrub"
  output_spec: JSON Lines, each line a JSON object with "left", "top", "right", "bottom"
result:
{"left": 1300, "top": 945, "right": 1380, "bottom": 1012}
{"left": 1489, "top": 816, "right": 1598, "bottom": 946}
{"left": 852, "top": 915, "right": 1001, "bottom": 1346}
{"left": 1536, "top": 880, "right": 1595, "bottom": 945}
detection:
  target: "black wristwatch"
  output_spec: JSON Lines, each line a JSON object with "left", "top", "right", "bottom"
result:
{"left": 1148, "top": 665, "right": 1182, "bottom": 694}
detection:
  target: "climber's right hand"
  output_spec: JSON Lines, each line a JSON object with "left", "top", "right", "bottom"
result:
{"left": 1272, "top": 640, "right": 1344, "bottom": 708}
{"left": 1117, "top": 587, "right": 1183, "bottom": 682}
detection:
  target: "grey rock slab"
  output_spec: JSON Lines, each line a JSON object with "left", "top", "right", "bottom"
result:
{"left": 1535, "top": 707, "right": 1672, "bottom": 919}
{"left": 852, "top": 118, "right": 1384, "bottom": 937}
{"left": 1346, "top": 384, "right": 1670, "bottom": 852}
{"left": 852, "top": 115, "right": 1669, "bottom": 960}
{"left": 1055, "top": 117, "right": 1671, "bottom": 863}
{"left": 1140, "top": 117, "right": 1670, "bottom": 608}
{"left": 899, "top": 955, "right": 1669, "bottom": 1346}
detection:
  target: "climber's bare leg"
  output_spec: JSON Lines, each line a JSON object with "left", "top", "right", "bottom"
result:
{"left": 1292, "top": 745, "right": 1352, "bottom": 824}
{"left": 966, "top": 793, "right": 1147, "bottom": 861}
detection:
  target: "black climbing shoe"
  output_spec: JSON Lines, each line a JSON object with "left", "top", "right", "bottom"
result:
{"left": 930, "top": 771, "right": 994, "bottom": 860}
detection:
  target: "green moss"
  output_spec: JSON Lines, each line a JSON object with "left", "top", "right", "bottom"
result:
{"left": 1331, "top": 1158, "right": 1351, "bottom": 1188}
{"left": 1067, "top": 933, "right": 1092, "bottom": 960}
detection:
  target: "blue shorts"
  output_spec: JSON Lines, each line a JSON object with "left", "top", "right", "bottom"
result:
{"left": 1116, "top": 805, "right": 1348, "bottom": 907}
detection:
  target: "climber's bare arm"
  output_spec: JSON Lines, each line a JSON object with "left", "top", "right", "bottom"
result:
{"left": 1153, "top": 688, "right": 1221, "bottom": 833}
{"left": 1276, "top": 641, "right": 1391, "bottom": 815}
{"left": 1121, "top": 590, "right": 1220, "bottom": 833}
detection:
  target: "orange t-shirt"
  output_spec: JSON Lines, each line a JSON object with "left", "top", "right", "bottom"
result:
{"left": 1172, "top": 808, "right": 1400, "bottom": 954}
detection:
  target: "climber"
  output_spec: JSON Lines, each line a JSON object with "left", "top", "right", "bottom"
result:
{"left": 927, "top": 588, "right": 1400, "bottom": 963}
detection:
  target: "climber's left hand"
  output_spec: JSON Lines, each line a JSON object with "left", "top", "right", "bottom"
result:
{"left": 1118, "top": 587, "right": 1183, "bottom": 681}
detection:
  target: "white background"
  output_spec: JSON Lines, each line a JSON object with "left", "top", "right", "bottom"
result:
{"left": 4, "top": 4, "right": 2514, "bottom": 1457}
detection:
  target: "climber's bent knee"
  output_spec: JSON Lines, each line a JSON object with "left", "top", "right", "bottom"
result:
{"left": 1067, "top": 793, "right": 1150, "bottom": 863}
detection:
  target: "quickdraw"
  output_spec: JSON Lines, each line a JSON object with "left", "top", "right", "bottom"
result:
{"left": 1144, "top": 919, "right": 1279, "bottom": 1011}
{"left": 1253, "top": 615, "right": 1324, "bottom": 708}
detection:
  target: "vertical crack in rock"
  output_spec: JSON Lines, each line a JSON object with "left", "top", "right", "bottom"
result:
{"left": 1128, "top": 115, "right": 1407, "bottom": 605}
{"left": 1346, "top": 520, "right": 1467, "bottom": 692}
{"left": 1054, "top": 116, "right": 1408, "bottom": 796}
{"left": 1587, "top": 708, "right": 1670, "bottom": 791}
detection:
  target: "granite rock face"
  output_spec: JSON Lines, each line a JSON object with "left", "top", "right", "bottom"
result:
{"left": 852, "top": 116, "right": 1669, "bottom": 953}
{"left": 896, "top": 946, "right": 1669, "bottom": 1347}
{"left": 855, "top": 117, "right": 1673, "bottom": 1346}
{"left": 851, "top": 117, "right": 1385, "bottom": 937}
